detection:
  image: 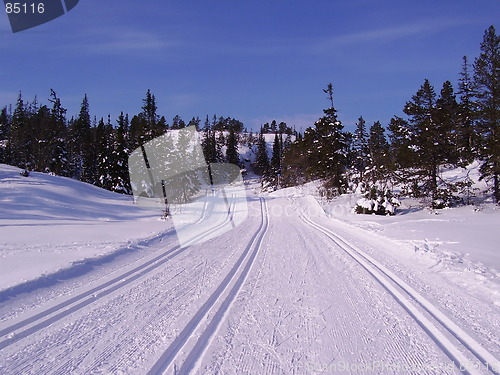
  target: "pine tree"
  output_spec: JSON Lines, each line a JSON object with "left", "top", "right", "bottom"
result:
{"left": 404, "top": 79, "right": 441, "bottom": 199}
{"left": 457, "top": 56, "right": 477, "bottom": 164}
{"left": 109, "top": 112, "right": 132, "bottom": 194}
{"left": 435, "top": 81, "right": 459, "bottom": 165}
{"left": 9, "top": 93, "right": 33, "bottom": 169}
{"left": 0, "top": 107, "right": 10, "bottom": 163}
{"left": 306, "top": 84, "right": 349, "bottom": 194}
{"left": 31, "top": 104, "right": 52, "bottom": 172}
{"left": 388, "top": 115, "right": 415, "bottom": 169}
{"left": 225, "top": 126, "right": 240, "bottom": 166}
{"left": 367, "top": 121, "right": 390, "bottom": 182}
{"left": 201, "top": 118, "right": 217, "bottom": 164}
{"left": 473, "top": 25, "right": 500, "bottom": 203}
{"left": 255, "top": 128, "right": 270, "bottom": 175}
{"left": 70, "top": 94, "right": 93, "bottom": 181}
{"left": 270, "top": 133, "right": 282, "bottom": 174}
{"left": 353, "top": 116, "right": 369, "bottom": 179}
{"left": 142, "top": 89, "right": 163, "bottom": 140}
{"left": 48, "top": 89, "right": 70, "bottom": 176}
{"left": 171, "top": 115, "right": 186, "bottom": 129}
{"left": 95, "top": 117, "right": 115, "bottom": 190}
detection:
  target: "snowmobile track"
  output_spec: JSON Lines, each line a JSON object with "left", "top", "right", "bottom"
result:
{"left": 0, "top": 194, "right": 234, "bottom": 351}
{"left": 147, "top": 197, "right": 269, "bottom": 375}
{"left": 300, "top": 213, "right": 500, "bottom": 375}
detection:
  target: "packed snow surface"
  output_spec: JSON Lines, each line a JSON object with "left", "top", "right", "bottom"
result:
{"left": 0, "top": 164, "right": 499, "bottom": 374}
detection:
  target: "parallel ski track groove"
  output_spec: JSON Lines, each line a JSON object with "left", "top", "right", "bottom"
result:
{"left": 147, "top": 197, "right": 269, "bottom": 375}
{"left": 300, "top": 213, "right": 499, "bottom": 375}
{"left": 0, "top": 194, "right": 234, "bottom": 351}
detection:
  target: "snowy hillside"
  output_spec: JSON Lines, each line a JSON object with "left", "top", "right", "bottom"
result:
{"left": 0, "top": 164, "right": 169, "bottom": 290}
{"left": 0, "top": 163, "right": 499, "bottom": 374}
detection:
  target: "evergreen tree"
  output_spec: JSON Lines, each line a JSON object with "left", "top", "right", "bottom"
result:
{"left": 367, "top": 121, "right": 390, "bottom": 182}
{"left": 129, "top": 90, "right": 164, "bottom": 149}
{"left": 473, "top": 25, "right": 500, "bottom": 203}
{"left": 201, "top": 123, "right": 217, "bottom": 164}
{"left": 95, "top": 117, "right": 115, "bottom": 189}
{"left": 171, "top": 115, "right": 186, "bottom": 129}
{"left": 48, "top": 89, "right": 70, "bottom": 176}
{"left": 306, "top": 84, "right": 349, "bottom": 194}
{"left": 435, "top": 81, "right": 459, "bottom": 165}
{"left": 31, "top": 104, "right": 52, "bottom": 172}
{"left": 70, "top": 94, "right": 93, "bottom": 181}
{"left": 353, "top": 116, "right": 369, "bottom": 179}
{"left": 142, "top": 89, "right": 163, "bottom": 139}
{"left": 225, "top": 126, "right": 240, "bottom": 166}
{"left": 0, "top": 107, "right": 10, "bottom": 163}
{"left": 109, "top": 112, "right": 132, "bottom": 194}
{"left": 457, "top": 56, "right": 477, "bottom": 164}
{"left": 187, "top": 116, "right": 201, "bottom": 129}
{"left": 270, "top": 133, "right": 282, "bottom": 174}
{"left": 255, "top": 128, "right": 270, "bottom": 175}
{"left": 9, "top": 93, "right": 33, "bottom": 169}
{"left": 388, "top": 115, "right": 415, "bottom": 169}
{"left": 403, "top": 79, "right": 441, "bottom": 198}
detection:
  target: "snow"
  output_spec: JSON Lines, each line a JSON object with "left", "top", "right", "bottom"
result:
{"left": 0, "top": 164, "right": 168, "bottom": 291}
{"left": 0, "top": 164, "right": 499, "bottom": 374}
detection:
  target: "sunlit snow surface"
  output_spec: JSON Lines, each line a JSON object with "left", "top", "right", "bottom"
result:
{"left": 128, "top": 126, "right": 248, "bottom": 248}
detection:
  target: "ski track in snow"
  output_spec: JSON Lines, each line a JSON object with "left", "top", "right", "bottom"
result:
{"left": 298, "top": 210, "right": 499, "bottom": 375}
{"left": 0, "top": 188, "right": 499, "bottom": 374}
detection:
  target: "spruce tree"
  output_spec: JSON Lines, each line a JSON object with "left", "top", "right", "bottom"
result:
{"left": 307, "top": 84, "right": 348, "bottom": 194}
{"left": 48, "top": 89, "right": 70, "bottom": 176}
{"left": 0, "top": 107, "right": 10, "bottom": 163}
{"left": 457, "top": 56, "right": 477, "bottom": 164}
{"left": 404, "top": 79, "right": 441, "bottom": 199}
{"left": 225, "top": 126, "right": 240, "bottom": 166}
{"left": 95, "top": 117, "right": 115, "bottom": 190}
{"left": 367, "top": 121, "right": 390, "bottom": 183}
{"left": 9, "top": 93, "right": 33, "bottom": 169}
{"left": 353, "top": 116, "right": 369, "bottom": 180}
{"left": 435, "top": 81, "right": 459, "bottom": 165}
{"left": 255, "top": 128, "right": 270, "bottom": 175}
{"left": 388, "top": 115, "right": 415, "bottom": 169}
{"left": 70, "top": 94, "right": 92, "bottom": 181}
{"left": 473, "top": 25, "right": 500, "bottom": 203}
{"left": 109, "top": 112, "right": 132, "bottom": 194}
{"left": 270, "top": 133, "right": 282, "bottom": 174}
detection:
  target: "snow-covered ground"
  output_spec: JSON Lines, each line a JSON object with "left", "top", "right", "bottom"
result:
{"left": 0, "top": 164, "right": 499, "bottom": 374}
{"left": 0, "top": 164, "right": 169, "bottom": 290}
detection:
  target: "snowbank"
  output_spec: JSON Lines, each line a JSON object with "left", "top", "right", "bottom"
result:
{"left": 0, "top": 164, "right": 170, "bottom": 291}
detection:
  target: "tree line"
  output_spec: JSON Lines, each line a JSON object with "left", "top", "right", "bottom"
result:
{"left": 0, "top": 89, "right": 258, "bottom": 195}
{"left": 0, "top": 26, "right": 498, "bottom": 206}
{"left": 280, "top": 25, "right": 499, "bottom": 206}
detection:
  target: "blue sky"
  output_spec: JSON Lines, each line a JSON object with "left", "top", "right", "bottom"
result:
{"left": 1, "top": 0, "right": 499, "bottom": 132}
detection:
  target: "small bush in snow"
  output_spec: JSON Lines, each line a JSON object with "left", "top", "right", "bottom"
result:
{"left": 355, "top": 186, "right": 400, "bottom": 215}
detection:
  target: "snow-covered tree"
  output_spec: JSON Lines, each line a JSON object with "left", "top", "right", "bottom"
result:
{"left": 473, "top": 25, "right": 500, "bottom": 203}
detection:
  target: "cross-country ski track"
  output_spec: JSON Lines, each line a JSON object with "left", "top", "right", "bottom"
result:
{"left": 0, "top": 194, "right": 498, "bottom": 374}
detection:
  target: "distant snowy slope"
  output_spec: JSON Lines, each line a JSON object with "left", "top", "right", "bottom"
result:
{"left": 0, "top": 164, "right": 153, "bottom": 222}
{"left": 0, "top": 164, "right": 170, "bottom": 290}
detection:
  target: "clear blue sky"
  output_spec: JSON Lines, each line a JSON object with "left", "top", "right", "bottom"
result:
{"left": 1, "top": 0, "right": 499, "bottom": 132}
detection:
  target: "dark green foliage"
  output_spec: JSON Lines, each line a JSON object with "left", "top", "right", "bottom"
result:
{"left": 305, "top": 84, "right": 349, "bottom": 194}
{"left": 388, "top": 116, "right": 415, "bottom": 169}
{"left": 70, "top": 94, "right": 93, "bottom": 182}
{"left": 9, "top": 93, "right": 32, "bottom": 169}
{"left": 367, "top": 121, "right": 390, "bottom": 182}
{"left": 225, "top": 126, "right": 240, "bottom": 166}
{"left": 457, "top": 56, "right": 477, "bottom": 165}
{"left": 255, "top": 129, "right": 269, "bottom": 175}
{"left": 403, "top": 79, "right": 446, "bottom": 199}
{"left": 352, "top": 116, "right": 369, "bottom": 178}
{"left": 473, "top": 25, "right": 500, "bottom": 203}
